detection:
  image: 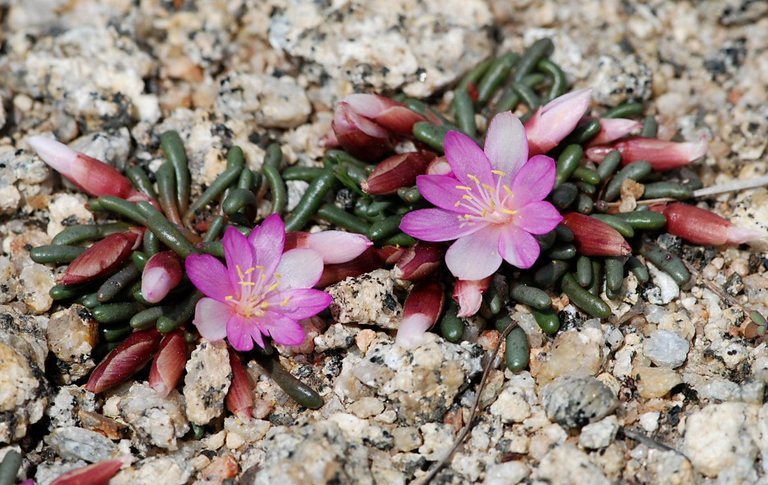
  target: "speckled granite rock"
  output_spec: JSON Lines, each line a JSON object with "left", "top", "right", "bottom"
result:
{"left": 268, "top": 0, "right": 494, "bottom": 98}
{"left": 183, "top": 340, "right": 231, "bottom": 426}
{"left": 327, "top": 269, "right": 403, "bottom": 329}
{"left": 46, "top": 305, "right": 97, "bottom": 383}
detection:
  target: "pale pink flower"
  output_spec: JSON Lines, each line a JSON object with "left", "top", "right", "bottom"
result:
{"left": 525, "top": 88, "right": 592, "bottom": 155}
{"left": 588, "top": 118, "right": 642, "bottom": 146}
{"left": 185, "top": 215, "right": 332, "bottom": 351}
{"left": 284, "top": 230, "right": 372, "bottom": 264}
{"left": 141, "top": 251, "right": 183, "bottom": 303}
{"left": 453, "top": 277, "right": 492, "bottom": 317}
{"left": 395, "top": 280, "right": 445, "bottom": 349}
{"left": 400, "top": 112, "right": 562, "bottom": 280}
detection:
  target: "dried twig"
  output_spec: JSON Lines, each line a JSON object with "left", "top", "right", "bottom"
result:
{"left": 619, "top": 427, "right": 683, "bottom": 454}
{"left": 418, "top": 323, "right": 516, "bottom": 484}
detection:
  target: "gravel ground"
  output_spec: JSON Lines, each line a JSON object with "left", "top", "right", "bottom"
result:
{"left": 2, "top": 0, "right": 768, "bottom": 483}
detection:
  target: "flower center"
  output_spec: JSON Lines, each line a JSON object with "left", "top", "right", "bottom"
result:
{"left": 224, "top": 264, "right": 289, "bottom": 318}
{"left": 454, "top": 171, "right": 517, "bottom": 226}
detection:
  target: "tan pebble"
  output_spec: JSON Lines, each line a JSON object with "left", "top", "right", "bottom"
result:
{"left": 355, "top": 329, "right": 377, "bottom": 353}
{"left": 635, "top": 366, "right": 682, "bottom": 399}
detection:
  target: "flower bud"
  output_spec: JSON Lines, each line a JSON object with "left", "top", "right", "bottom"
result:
{"left": 285, "top": 231, "right": 372, "bottom": 264}
{"left": 588, "top": 118, "right": 642, "bottom": 146}
{"left": 362, "top": 151, "right": 434, "bottom": 195}
{"left": 664, "top": 203, "right": 767, "bottom": 246}
{"left": 561, "top": 213, "right": 631, "bottom": 256}
{"left": 525, "top": 88, "right": 592, "bottom": 155}
{"left": 315, "top": 247, "right": 385, "bottom": 288}
{"left": 344, "top": 94, "right": 425, "bottom": 134}
{"left": 148, "top": 329, "right": 188, "bottom": 397}
{"left": 453, "top": 277, "right": 492, "bottom": 317}
{"left": 426, "top": 156, "right": 452, "bottom": 175}
{"left": 225, "top": 349, "right": 254, "bottom": 420}
{"left": 586, "top": 137, "right": 707, "bottom": 171}
{"left": 394, "top": 243, "right": 444, "bottom": 281}
{"left": 51, "top": 456, "right": 130, "bottom": 485}
{"left": 85, "top": 328, "right": 161, "bottom": 393}
{"left": 396, "top": 280, "right": 445, "bottom": 349}
{"left": 62, "top": 232, "right": 139, "bottom": 285}
{"left": 332, "top": 102, "right": 392, "bottom": 161}
{"left": 28, "top": 135, "right": 140, "bottom": 199}
{"left": 141, "top": 251, "right": 183, "bottom": 303}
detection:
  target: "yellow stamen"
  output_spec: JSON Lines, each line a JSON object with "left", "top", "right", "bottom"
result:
{"left": 482, "top": 183, "right": 495, "bottom": 192}
{"left": 236, "top": 265, "right": 245, "bottom": 280}
{"left": 267, "top": 281, "right": 280, "bottom": 292}
{"left": 502, "top": 208, "right": 517, "bottom": 215}
{"left": 280, "top": 297, "right": 290, "bottom": 307}
{"left": 467, "top": 174, "right": 480, "bottom": 183}
{"left": 239, "top": 281, "right": 255, "bottom": 287}
{"left": 462, "top": 194, "right": 473, "bottom": 201}
{"left": 503, "top": 185, "right": 514, "bottom": 197}
{"left": 455, "top": 185, "right": 472, "bottom": 191}
{"left": 454, "top": 201, "right": 462, "bottom": 207}
{"left": 225, "top": 295, "right": 234, "bottom": 301}
{"left": 244, "top": 267, "right": 255, "bottom": 275}
{"left": 491, "top": 170, "right": 507, "bottom": 176}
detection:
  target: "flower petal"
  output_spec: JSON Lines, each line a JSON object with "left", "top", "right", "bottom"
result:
{"left": 305, "top": 231, "right": 372, "bottom": 264}
{"left": 499, "top": 225, "right": 540, "bottom": 269}
{"left": 267, "top": 288, "right": 333, "bottom": 320}
{"left": 227, "top": 313, "right": 258, "bottom": 351}
{"left": 514, "top": 201, "right": 563, "bottom": 235}
{"left": 222, "top": 227, "right": 255, "bottom": 290}
{"left": 185, "top": 254, "right": 235, "bottom": 302}
{"left": 510, "top": 155, "right": 557, "bottom": 207}
{"left": 416, "top": 174, "right": 471, "bottom": 213}
{"left": 276, "top": 248, "right": 323, "bottom": 289}
{"left": 445, "top": 227, "right": 502, "bottom": 280}
{"left": 444, "top": 131, "right": 493, "bottom": 187}
{"left": 193, "top": 297, "right": 232, "bottom": 342}
{"left": 484, "top": 112, "right": 528, "bottom": 177}
{"left": 400, "top": 208, "right": 486, "bottom": 242}
{"left": 248, "top": 214, "right": 285, "bottom": 275}
{"left": 259, "top": 315, "right": 306, "bottom": 346}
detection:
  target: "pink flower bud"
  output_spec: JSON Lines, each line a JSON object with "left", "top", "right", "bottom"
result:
{"left": 561, "top": 213, "right": 632, "bottom": 257}
{"left": 141, "top": 251, "right": 183, "bottom": 303}
{"left": 51, "top": 456, "right": 131, "bottom": 485}
{"left": 332, "top": 102, "right": 392, "bottom": 161}
{"left": 586, "top": 137, "right": 708, "bottom": 171}
{"left": 285, "top": 231, "right": 372, "bottom": 265}
{"left": 394, "top": 243, "right": 444, "bottom": 281}
{"left": 85, "top": 328, "right": 161, "bottom": 393}
{"left": 525, "top": 88, "right": 592, "bottom": 155}
{"left": 62, "top": 232, "right": 139, "bottom": 285}
{"left": 344, "top": 94, "right": 425, "bottom": 134}
{"left": 453, "top": 277, "right": 492, "bottom": 317}
{"left": 225, "top": 349, "right": 254, "bottom": 420}
{"left": 28, "top": 135, "right": 139, "bottom": 199}
{"left": 426, "top": 156, "right": 452, "bottom": 175}
{"left": 664, "top": 203, "right": 767, "bottom": 246}
{"left": 396, "top": 280, "right": 445, "bottom": 349}
{"left": 588, "top": 118, "right": 642, "bottom": 146}
{"left": 148, "top": 329, "right": 188, "bottom": 397}
{"left": 362, "top": 151, "right": 435, "bottom": 195}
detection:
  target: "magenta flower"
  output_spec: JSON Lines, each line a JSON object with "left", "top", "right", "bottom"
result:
{"left": 185, "top": 215, "right": 333, "bottom": 351}
{"left": 400, "top": 112, "right": 562, "bottom": 280}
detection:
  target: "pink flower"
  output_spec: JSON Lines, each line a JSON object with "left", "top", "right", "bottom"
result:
{"left": 453, "top": 277, "right": 492, "bottom": 317}
{"left": 185, "top": 215, "right": 333, "bottom": 351}
{"left": 400, "top": 112, "right": 563, "bottom": 280}
{"left": 141, "top": 251, "right": 183, "bottom": 303}
{"left": 525, "top": 88, "right": 592, "bottom": 155}
{"left": 588, "top": 118, "right": 642, "bottom": 146}
{"left": 586, "top": 136, "right": 708, "bottom": 171}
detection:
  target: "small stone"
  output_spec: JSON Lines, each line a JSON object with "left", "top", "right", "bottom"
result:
{"left": 531, "top": 327, "right": 605, "bottom": 384}
{"left": 635, "top": 366, "right": 682, "bottom": 399}
{"left": 684, "top": 402, "right": 759, "bottom": 478}
{"left": 392, "top": 427, "right": 422, "bottom": 452}
{"left": 348, "top": 396, "right": 385, "bottom": 419}
{"left": 45, "top": 426, "right": 117, "bottom": 462}
{"left": 46, "top": 385, "right": 97, "bottom": 430}
{"left": 489, "top": 383, "right": 531, "bottom": 424}
{"left": 644, "top": 263, "right": 680, "bottom": 305}
{"left": 355, "top": 329, "right": 377, "bottom": 354}
{"left": 314, "top": 322, "right": 358, "bottom": 353}
{"left": 69, "top": 129, "right": 131, "bottom": 172}
{"left": 224, "top": 416, "right": 270, "bottom": 450}
{"left": 111, "top": 448, "right": 198, "bottom": 485}
{"left": 46, "top": 305, "right": 98, "bottom": 383}
{"left": 327, "top": 269, "right": 402, "bottom": 328}
{"left": 216, "top": 73, "right": 311, "bottom": 129}
{"left": 484, "top": 461, "right": 530, "bottom": 485}
{"left": 643, "top": 330, "right": 689, "bottom": 369}
{"left": 18, "top": 263, "right": 54, "bottom": 313}
{"left": 543, "top": 376, "right": 619, "bottom": 429}
{"left": 105, "top": 382, "right": 189, "bottom": 450}
{"left": 591, "top": 54, "right": 652, "bottom": 106}
{"left": 0, "top": 257, "right": 19, "bottom": 304}
{"left": 639, "top": 412, "right": 660, "bottom": 433}
{"left": 184, "top": 340, "right": 232, "bottom": 426}
{"left": 578, "top": 416, "right": 619, "bottom": 450}
{"left": 418, "top": 423, "right": 454, "bottom": 461}
{"left": 535, "top": 443, "right": 610, "bottom": 484}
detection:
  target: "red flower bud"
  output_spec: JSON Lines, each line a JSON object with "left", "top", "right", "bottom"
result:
{"left": 85, "top": 328, "right": 161, "bottom": 393}
{"left": 586, "top": 137, "right": 707, "bottom": 171}
{"left": 51, "top": 456, "right": 130, "bottom": 485}
{"left": 453, "top": 277, "right": 492, "bottom": 317}
{"left": 561, "top": 213, "right": 632, "bottom": 257}
{"left": 332, "top": 102, "right": 392, "bottom": 161}
{"left": 148, "top": 329, "right": 188, "bottom": 397}
{"left": 362, "top": 151, "right": 435, "bottom": 195}
{"left": 588, "top": 118, "right": 642, "bottom": 146}
{"left": 225, "top": 349, "right": 254, "bottom": 420}
{"left": 141, "top": 251, "right": 184, "bottom": 303}
{"left": 394, "top": 243, "right": 444, "bottom": 281}
{"left": 664, "top": 203, "right": 766, "bottom": 246}
{"left": 374, "top": 245, "right": 406, "bottom": 265}
{"left": 344, "top": 94, "right": 425, "bottom": 134}
{"left": 62, "top": 232, "right": 139, "bottom": 285}
{"left": 396, "top": 280, "right": 445, "bottom": 348}
{"left": 28, "top": 136, "right": 140, "bottom": 199}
